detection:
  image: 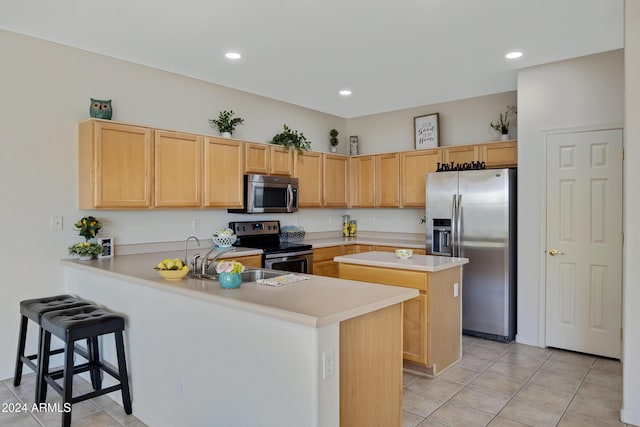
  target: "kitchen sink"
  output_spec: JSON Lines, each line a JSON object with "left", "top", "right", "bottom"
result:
{"left": 191, "top": 268, "right": 283, "bottom": 282}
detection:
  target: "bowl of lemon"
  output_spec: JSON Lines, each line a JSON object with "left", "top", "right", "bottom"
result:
{"left": 155, "top": 258, "right": 190, "bottom": 280}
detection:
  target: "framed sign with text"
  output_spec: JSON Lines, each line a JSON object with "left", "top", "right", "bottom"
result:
{"left": 414, "top": 113, "right": 439, "bottom": 149}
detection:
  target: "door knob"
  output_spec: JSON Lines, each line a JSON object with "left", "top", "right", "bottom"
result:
{"left": 548, "top": 248, "right": 564, "bottom": 256}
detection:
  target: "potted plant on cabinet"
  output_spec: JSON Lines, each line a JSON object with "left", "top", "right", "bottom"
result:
{"left": 209, "top": 110, "right": 245, "bottom": 138}
{"left": 270, "top": 124, "right": 312, "bottom": 153}
{"left": 329, "top": 129, "right": 339, "bottom": 153}
{"left": 490, "top": 106, "right": 516, "bottom": 140}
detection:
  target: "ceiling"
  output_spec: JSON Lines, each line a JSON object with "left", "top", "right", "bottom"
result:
{"left": 0, "top": 0, "right": 624, "bottom": 118}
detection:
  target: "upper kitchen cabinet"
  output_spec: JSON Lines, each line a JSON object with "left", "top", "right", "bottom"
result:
{"left": 78, "top": 119, "right": 153, "bottom": 209}
{"left": 244, "top": 143, "right": 294, "bottom": 176}
{"left": 401, "top": 149, "right": 442, "bottom": 207}
{"left": 323, "top": 154, "right": 349, "bottom": 207}
{"left": 442, "top": 144, "right": 483, "bottom": 165}
{"left": 154, "top": 130, "right": 202, "bottom": 208}
{"left": 375, "top": 153, "right": 400, "bottom": 207}
{"left": 203, "top": 137, "right": 244, "bottom": 208}
{"left": 350, "top": 155, "right": 376, "bottom": 207}
{"left": 351, "top": 153, "right": 400, "bottom": 208}
{"left": 482, "top": 140, "right": 517, "bottom": 168}
{"left": 295, "top": 151, "right": 323, "bottom": 207}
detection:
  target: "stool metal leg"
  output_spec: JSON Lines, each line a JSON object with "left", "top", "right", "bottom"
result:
{"left": 115, "top": 331, "right": 132, "bottom": 414}
{"left": 13, "top": 315, "right": 28, "bottom": 386}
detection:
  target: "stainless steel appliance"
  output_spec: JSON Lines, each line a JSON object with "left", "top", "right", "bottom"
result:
{"left": 426, "top": 168, "right": 516, "bottom": 342}
{"left": 228, "top": 174, "right": 298, "bottom": 214}
{"left": 229, "top": 220, "right": 313, "bottom": 274}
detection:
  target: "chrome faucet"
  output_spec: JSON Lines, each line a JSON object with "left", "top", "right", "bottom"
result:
{"left": 184, "top": 235, "right": 200, "bottom": 268}
{"left": 200, "top": 247, "right": 235, "bottom": 276}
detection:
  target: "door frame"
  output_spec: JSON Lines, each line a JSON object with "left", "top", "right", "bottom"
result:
{"left": 537, "top": 123, "right": 624, "bottom": 351}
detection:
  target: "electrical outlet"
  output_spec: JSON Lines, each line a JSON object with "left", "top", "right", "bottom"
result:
{"left": 192, "top": 220, "right": 200, "bottom": 231}
{"left": 453, "top": 282, "right": 459, "bottom": 297}
{"left": 50, "top": 216, "right": 63, "bottom": 231}
{"left": 322, "top": 350, "right": 335, "bottom": 380}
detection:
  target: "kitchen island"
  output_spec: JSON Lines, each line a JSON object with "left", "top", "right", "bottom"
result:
{"left": 61, "top": 249, "right": 418, "bottom": 427}
{"left": 335, "top": 251, "right": 468, "bottom": 376}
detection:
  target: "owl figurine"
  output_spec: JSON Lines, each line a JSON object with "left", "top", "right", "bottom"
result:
{"left": 89, "top": 98, "right": 113, "bottom": 120}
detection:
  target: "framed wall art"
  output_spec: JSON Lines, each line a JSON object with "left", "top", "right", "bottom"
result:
{"left": 414, "top": 113, "right": 439, "bottom": 149}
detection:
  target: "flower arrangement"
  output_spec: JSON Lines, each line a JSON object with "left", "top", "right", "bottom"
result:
{"left": 215, "top": 260, "right": 245, "bottom": 274}
{"left": 213, "top": 228, "right": 234, "bottom": 237}
{"left": 208, "top": 110, "right": 244, "bottom": 135}
{"left": 490, "top": 105, "right": 517, "bottom": 135}
{"left": 68, "top": 242, "right": 103, "bottom": 257}
{"left": 74, "top": 216, "right": 102, "bottom": 241}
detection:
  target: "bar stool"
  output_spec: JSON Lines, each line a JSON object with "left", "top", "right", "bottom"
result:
{"left": 39, "top": 305, "right": 132, "bottom": 427}
{"left": 14, "top": 295, "right": 94, "bottom": 401}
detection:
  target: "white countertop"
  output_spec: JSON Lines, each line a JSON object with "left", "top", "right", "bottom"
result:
{"left": 61, "top": 249, "right": 418, "bottom": 329}
{"left": 334, "top": 251, "right": 468, "bottom": 272}
{"left": 305, "top": 235, "right": 426, "bottom": 249}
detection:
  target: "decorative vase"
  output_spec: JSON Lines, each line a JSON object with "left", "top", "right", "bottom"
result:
{"left": 330, "top": 146, "right": 337, "bottom": 153}
{"left": 221, "top": 132, "right": 232, "bottom": 138}
{"left": 500, "top": 134, "right": 510, "bottom": 141}
{"left": 219, "top": 272, "right": 242, "bottom": 289}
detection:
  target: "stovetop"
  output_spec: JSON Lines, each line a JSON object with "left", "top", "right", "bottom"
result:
{"left": 229, "top": 220, "right": 312, "bottom": 255}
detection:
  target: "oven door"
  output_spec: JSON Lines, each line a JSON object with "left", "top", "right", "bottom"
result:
{"left": 264, "top": 250, "right": 313, "bottom": 274}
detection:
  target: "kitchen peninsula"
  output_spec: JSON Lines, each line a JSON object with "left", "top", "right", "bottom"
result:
{"left": 61, "top": 249, "right": 418, "bottom": 427}
{"left": 335, "top": 251, "right": 468, "bottom": 376}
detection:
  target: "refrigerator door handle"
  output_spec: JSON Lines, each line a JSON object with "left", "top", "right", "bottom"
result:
{"left": 457, "top": 194, "right": 462, "bottom": 257}
{"left": 451, "top": 194, "right": 457, "bottom": 257}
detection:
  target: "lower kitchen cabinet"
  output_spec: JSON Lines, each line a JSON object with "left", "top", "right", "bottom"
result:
{"left": 232, "top": 254, "right": 262, "bottom": 268}
{"left": 337, "top": 263, "right": 462, "bottom": 376}
{"left": 313, "top": 246, "right": 344, "bottom": 277}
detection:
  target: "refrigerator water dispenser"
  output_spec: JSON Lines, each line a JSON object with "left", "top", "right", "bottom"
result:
{"left": 432, "top": 218, "right": 452, "bottom": 255}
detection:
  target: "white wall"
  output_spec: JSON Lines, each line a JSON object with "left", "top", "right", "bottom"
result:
{"left": 622, "top": 1, "right": 640, "bottom": 424}
{"left": 346, "top": 91, "right": 517, "bottom": 154}
{"left": 516, "top": 50, "right": 624, "bottom": 346}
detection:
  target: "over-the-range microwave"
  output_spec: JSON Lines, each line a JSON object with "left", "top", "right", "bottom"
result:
{"left": 228, "top": 174, "right": 298, "bottom": 214}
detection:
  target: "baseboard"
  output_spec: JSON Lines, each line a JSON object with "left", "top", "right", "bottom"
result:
{"left": 515, "top": 334, "right": 541, "bottom": 347}
{"left": 621, "top": 407, "right": 640, "bottom": 426}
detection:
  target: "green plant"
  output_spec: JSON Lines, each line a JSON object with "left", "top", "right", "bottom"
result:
{"left": 208, "top": 110, "right": 245, "bottom": 134}
{"left": 74, "top": 216, "right": 101, "bottom": 241}
{"left": 68, "top": 242, "right": 103, "bottom": 257}
{"left": 490, "top": 105, "right": 516, "bottom": 135}
{"left": 329, "top": 129, "right": 339, "bottom": 147}
{"left": 270, "top": 124, "right": 312, "bottom": 153}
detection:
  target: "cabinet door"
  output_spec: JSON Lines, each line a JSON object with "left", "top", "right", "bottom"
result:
{"left": 79, "top": 120, "right": 152, "bottom": 209}
{"left": 154, "top": 130, "right": 202, "bottom": 208}
{"left": 403, "top": 294, "right": 428, "bottom": 364}
{"left": 323, "top": 154, "right": 349, "bottom": 207}
{"left": 203, "top": 137, "right": 244, "bottom": 208}
{"left": 244, "top": 143, "right": 269, "bottom": 174}
{"left": 482, "top": 140, "right": 517, "bottom": 168}
{"left": 376, "top": 153, "right": 400, "bottom": 207}
{"left": 442, "top": 145, "right": 482, "bottom": 165}
{"left": 295, "top": 151, "right": 323, "bottom": 207}
{"left": 350, "top": 155, "right": 375, "bottom": 207}
{"left": 401, "top": 149, "right": 442, "bottom": 207}
{"left": 233, "top": 254, "right": 262, "bottom": 268}
{"left": 313, "top": 246, "right": 344, "bottom": 277}
{"left": 269, "top": 146, "right": 294, "bottom": 176}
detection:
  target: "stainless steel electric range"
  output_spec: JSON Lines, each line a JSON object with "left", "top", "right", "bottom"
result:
{"left": 228, "top": 220, "right": 313, "bottom": 274}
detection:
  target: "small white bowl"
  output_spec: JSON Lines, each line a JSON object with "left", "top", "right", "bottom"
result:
{"left": 395, "top": 249, "right": 413, "bottom": 259}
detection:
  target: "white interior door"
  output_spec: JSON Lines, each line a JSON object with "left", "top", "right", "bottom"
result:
{"left": 545, "top": 129, "right": 622, "bottom": 358}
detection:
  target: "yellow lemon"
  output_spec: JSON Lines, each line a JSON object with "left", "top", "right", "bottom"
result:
{"left": 156, "top": 261, "right": 165, "bottom": 270}
{"left": 181, "top": 265, "right": 189, "bottom": 271}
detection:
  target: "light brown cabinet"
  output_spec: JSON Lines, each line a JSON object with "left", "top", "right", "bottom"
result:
{"left": 203, "top": 137, "right": 244, "bottom": 208}
{"left": 376, "top": 153, "right": 400, "bottom": 207}
{"left": 312, "top": 246, "right": 344, "bottom": 277}
{"left": 482, "top": 140, "right": 517, "bottom": 168}
{"left": 294, "top": 151, "right": 323, "bottom": 207}
{"left": 323, "top": 154, "right": 349, "bottom": 207}
{"left": 337, "top": 262, "right": 462, "bottom": 376}
{"left": 230, "top": 254, "right": 262, "bottom": 268}
{"left": 244, "top": 143, "right": 294, "bottom": 176}
{"left": 154, "top": 130, "right": 202, "bottom": 208}
{"left": 442, "top": 144, "right": 483, "bottom": 165}
{"left": 350, "top": 155, "right": 375, "bottom": 207}
{"left": 401, "top": 149, "right": 442, "bottom": 207}
{"left": 79, "top": 120, "right": 153, "bottom": 209}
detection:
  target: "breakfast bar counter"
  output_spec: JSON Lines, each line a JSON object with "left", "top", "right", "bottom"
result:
{"left": 62, "top": 250, "right": 418, "bottom": 427}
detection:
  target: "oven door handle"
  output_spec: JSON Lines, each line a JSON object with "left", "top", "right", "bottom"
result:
{"left": 264, "top": 249, "right": 314, "bottom": 259}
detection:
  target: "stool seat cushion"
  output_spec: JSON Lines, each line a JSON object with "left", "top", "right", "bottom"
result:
{"left": 42, "top": 306, "right": 125, "bottom": 342}
{"left": 20, "top": 295, "right": 91, "bottom": 323}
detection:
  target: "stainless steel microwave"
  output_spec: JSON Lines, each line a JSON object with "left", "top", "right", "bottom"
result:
{"left": 228, "top": 174, "right": 299, "bottom": 214}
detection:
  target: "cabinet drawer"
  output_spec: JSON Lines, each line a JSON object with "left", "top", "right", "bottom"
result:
{"left": 314, "top": 246, "right": 344, "bottom": 262}
{"left": 338, "top": 264, "right": 428, "bottom": 291}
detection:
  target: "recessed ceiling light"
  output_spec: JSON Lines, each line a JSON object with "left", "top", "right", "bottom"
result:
{"left": 225, "top": 52, "right": 242, "bottom": 60}
{"left": 505, "top": 51, "right": 523, "bottom": 59}
{"left": 339, "top": 90, "right": 352, "bottom": 96}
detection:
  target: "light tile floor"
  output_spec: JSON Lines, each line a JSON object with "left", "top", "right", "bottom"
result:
{"left": 0, "top": 336, "right": 626, "bottom": 426}
{"left": 403, "top": 335, "right": 627, "bottom": 427}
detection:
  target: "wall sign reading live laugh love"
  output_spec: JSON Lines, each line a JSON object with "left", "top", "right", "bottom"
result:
{"left": 414, "top": 113, "right": 439, "bottom": 149}
{"left": 436, "top": 161, "right": 486, "bottom": 172}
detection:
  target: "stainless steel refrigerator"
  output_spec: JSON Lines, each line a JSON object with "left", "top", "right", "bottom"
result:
{"left": 426, "top": 168, "right": 516, "bottom": 342}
